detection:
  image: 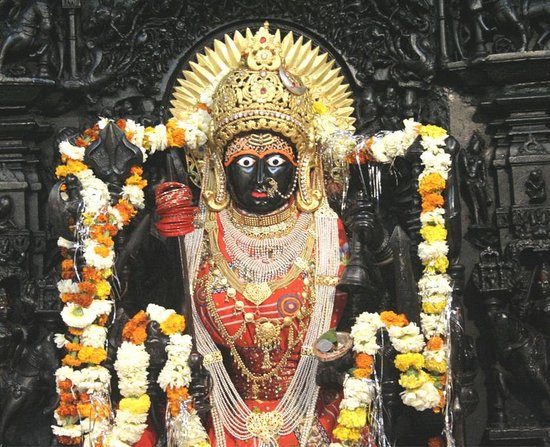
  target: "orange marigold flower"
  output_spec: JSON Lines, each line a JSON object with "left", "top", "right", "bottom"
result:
{"left": 74, "top": 294, "right": 94, "bottom": 307}
{"left": 58, "top": 379, "right": 73, "bottom": 392}
{"left": 56, "top": 435, "right": 81, "bottom": 445}
{"left": 419, "top": 173, "right": 446, "bottom": 195}
{"left": 60, "top": 393, "right": 77, "bottom": 404}
{"left": 82, "top": 266, "right": 101, "bottom": 281}
{"left": 95, "top": 234, "right": 114, "bottom": 247}
{"left": 56, "top": 404, "right": 78, "bottom": 417}
{"left": 55, "top": 165, "right": 69, "bottom": 179}
{"left": 97, "top": 314, "right": 109, "bottom": 326}
{"left": 83, "top": 128, "right": 98, "bottom": 141}
{"left": 114, "top": 200, "right": 136, "bottom": 225}
{"left": 77, "top": 402, "right": 93, "bottom": 418}
{"left": 428, "top": 436, "right": 446, "bottom": 447}
{"left": 427, "top": 336, "right": 444, "bottom": 351}
{"left": 116, "top": 119, "right": 126, "bottom": 130}
{"left": 197, "top": 102, "right": 210, "bottom": 112}
{"left": 122, "top": 310, "right": 149, "bottom": 344}
{"left": 168, "top": 128, "right": 186, "bottom": 148}
{"left": 421, "top": 192, "right": 444, "bottom": 213}
{"left": 77, "top": 346, "right": 107, "bottom": 365}
{"left": 166, "top": 386, "right": 189, "bottom": 417}
{"left": 66, "top": 342, "right": 82, "bottom": 352}
{"left": 160, "top": 313, "right": 185, "bottom": 336}
{"left": 78, "top": 281, "right": 97, "bottom": 294}
{"left": 75, "top": 137, "right": 88, "bottom": 148}
{"left": 352, "top": 367, "right": 371, "bottom": 379}
{"left": 380, "top": 310, "right": 409, "bottom": 327}
{"left": 130, "top": 166, "right": 143, "bottom": 176}
{"left": 68, "top": 327, "right": 84, "bottom": 336}
{"left": 60, "top": 292, "right": 77, "bottom": 303}
{"left": 355, "top": 353, "right": 374, "bottom": 370}
{"left": 104, "top": 223, "right": 119, "bottom": 236}
{"left": 62, "top": 259, "right": 74, "bottom": 271}
{"left": 62, "top": 354, "right": 81, "bottom": 367}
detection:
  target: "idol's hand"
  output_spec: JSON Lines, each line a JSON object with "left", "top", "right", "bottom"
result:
{"left": 188, "top": 352, "right": 212, "bottom": 420}
{"left": 316, "top": 350, "right": 354, "bottom": 389}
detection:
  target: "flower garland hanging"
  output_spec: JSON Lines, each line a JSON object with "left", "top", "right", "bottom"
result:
{"left": 52, "top": 114, "right": 212, "bottom": 445}
{"left": 330, "top": 312, "right": 384, "bottom": 447}
{"left": 347, "top": 119, "right": 452, "bottom": 414}
{"left": 53, "top": 118, "right": 148, "bottom": 444}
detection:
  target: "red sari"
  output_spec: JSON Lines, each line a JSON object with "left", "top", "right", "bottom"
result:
{"left": 192, "top": 212, "right": 349, "bottom": 447}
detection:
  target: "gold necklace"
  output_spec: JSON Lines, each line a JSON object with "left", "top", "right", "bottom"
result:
{"left": 228, "top": 202, "right": 296, "bottom": 227}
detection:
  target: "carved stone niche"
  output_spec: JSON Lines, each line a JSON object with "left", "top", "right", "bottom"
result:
{"left": 478, "top": 89, "right": 550, "bottom": 250}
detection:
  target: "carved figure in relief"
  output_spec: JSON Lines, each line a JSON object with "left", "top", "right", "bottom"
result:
{"left": 461, "top": 130, "right": 490, "bottom": 226}
{"left": 525, "top": 169, "right": 547, "bottom": 203}
{"left": 0, "top": 0, "right": 52, "bottom": 77}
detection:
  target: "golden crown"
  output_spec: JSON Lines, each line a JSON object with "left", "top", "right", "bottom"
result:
{"left": 171, "top": 23, "right": 355, "bottom": 157}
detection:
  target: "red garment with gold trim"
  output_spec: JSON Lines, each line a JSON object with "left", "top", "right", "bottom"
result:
{"left": 192, "top": 212, "right": 349, "bottom": 446}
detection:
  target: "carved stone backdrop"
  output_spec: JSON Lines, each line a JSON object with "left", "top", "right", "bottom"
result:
{"left": 0, "top": 0, "right": 549, "bottom": 446}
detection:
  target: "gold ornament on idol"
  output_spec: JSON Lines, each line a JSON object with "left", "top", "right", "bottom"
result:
{"left": 170, "top": 22, "right": 355, "bottom": 213}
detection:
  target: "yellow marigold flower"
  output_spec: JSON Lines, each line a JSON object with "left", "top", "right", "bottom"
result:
{"left": 77, "top": 346, "right": 107, "bottom": 365}
{"left": 422, "top": 300, "right": 446, "bottom": 315}
{"left": 77, "top": 402, "right": 93, "bottom": 418}
{"left": 337, "top": 407, "right": 367, "bottom": 429}
{"left": 399, "top": 369, "right": 430, "bottom": 389}
{"left": 425, "top": 358, "right": 447, "bottom": 374}
{"left": 333, "top": 425, "right": 362, "bottom": 442}
{"left": 394, "top": 353, "right": 425, "bottom": 372}
{"left": 56, "top": 159, "right": 88, "bottom": 179}
{"left": 424, "top": 256, "right": 449, "bottom": 274}
{"left": 102, "top": 268, "right": 113, "bottom": 279}
{"left": 160, "top": 313, "right": 186, "bottom": 336}
{"left": 419, "top": 124, "right": 447, "bottom": 139}
{"left": 126, "top": 173, "right": 148, "bottom": 189}
{"left": 166, "top": 118, "right": 177, "bottom": 130}
{"left": 433, "top": 256, "right": 449, "bottom": 273}
{"left": 94, "top": 245, "right": 111, "bottom": 258}
{"left": 119, "top": 394, "right": 151, "bottom": 414}
{"left": 95, "top": 280, "right": 111, "bottom": 299}
{"left": 313, "top": 101, "right": 329, "bottom": 115}
{"left": 82, "top": 213, "right": 95, "bottom": 226}
{"left": 55, "top": 165, "right": 69, "bottom": 179}
{"left": 420, "top": 225, "right": 447, "bottom": 243}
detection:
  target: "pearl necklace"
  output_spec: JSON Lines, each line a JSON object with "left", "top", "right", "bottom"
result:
{"left": 220, "top": 209, "right": 311, "bottom": 283}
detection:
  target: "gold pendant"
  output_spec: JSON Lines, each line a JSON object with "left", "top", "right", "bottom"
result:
{"left": 246, "top": 410, "right": 284, "bottom": 443}
{"left": 243, "top": 282, "right": 272, "bottom": 305}
{"left": 255, "top": 318, "right": 281, "bottom": 368}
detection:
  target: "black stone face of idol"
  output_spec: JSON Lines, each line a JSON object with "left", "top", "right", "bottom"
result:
{"left": 225, "top": 137, "right": 296, "bottom": 215}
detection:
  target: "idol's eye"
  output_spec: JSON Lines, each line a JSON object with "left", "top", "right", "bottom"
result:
{"left": 236, "top": 156, "right": 257, "bottom": 168}
{"left": 265, "top": 154, "right": 288, "bottom": 167}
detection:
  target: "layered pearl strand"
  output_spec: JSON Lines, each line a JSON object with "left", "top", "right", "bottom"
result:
{"left": 220, "top": 207, "right": 311, "bottom": 282}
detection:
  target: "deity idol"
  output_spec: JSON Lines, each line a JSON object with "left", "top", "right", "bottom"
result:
{"left": 166, "top": 24, "right": 390, "bottom": 447}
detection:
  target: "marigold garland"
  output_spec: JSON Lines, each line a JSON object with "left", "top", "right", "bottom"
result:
{"left": 332, "top": 120, "right": 453, "bottom": 447}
